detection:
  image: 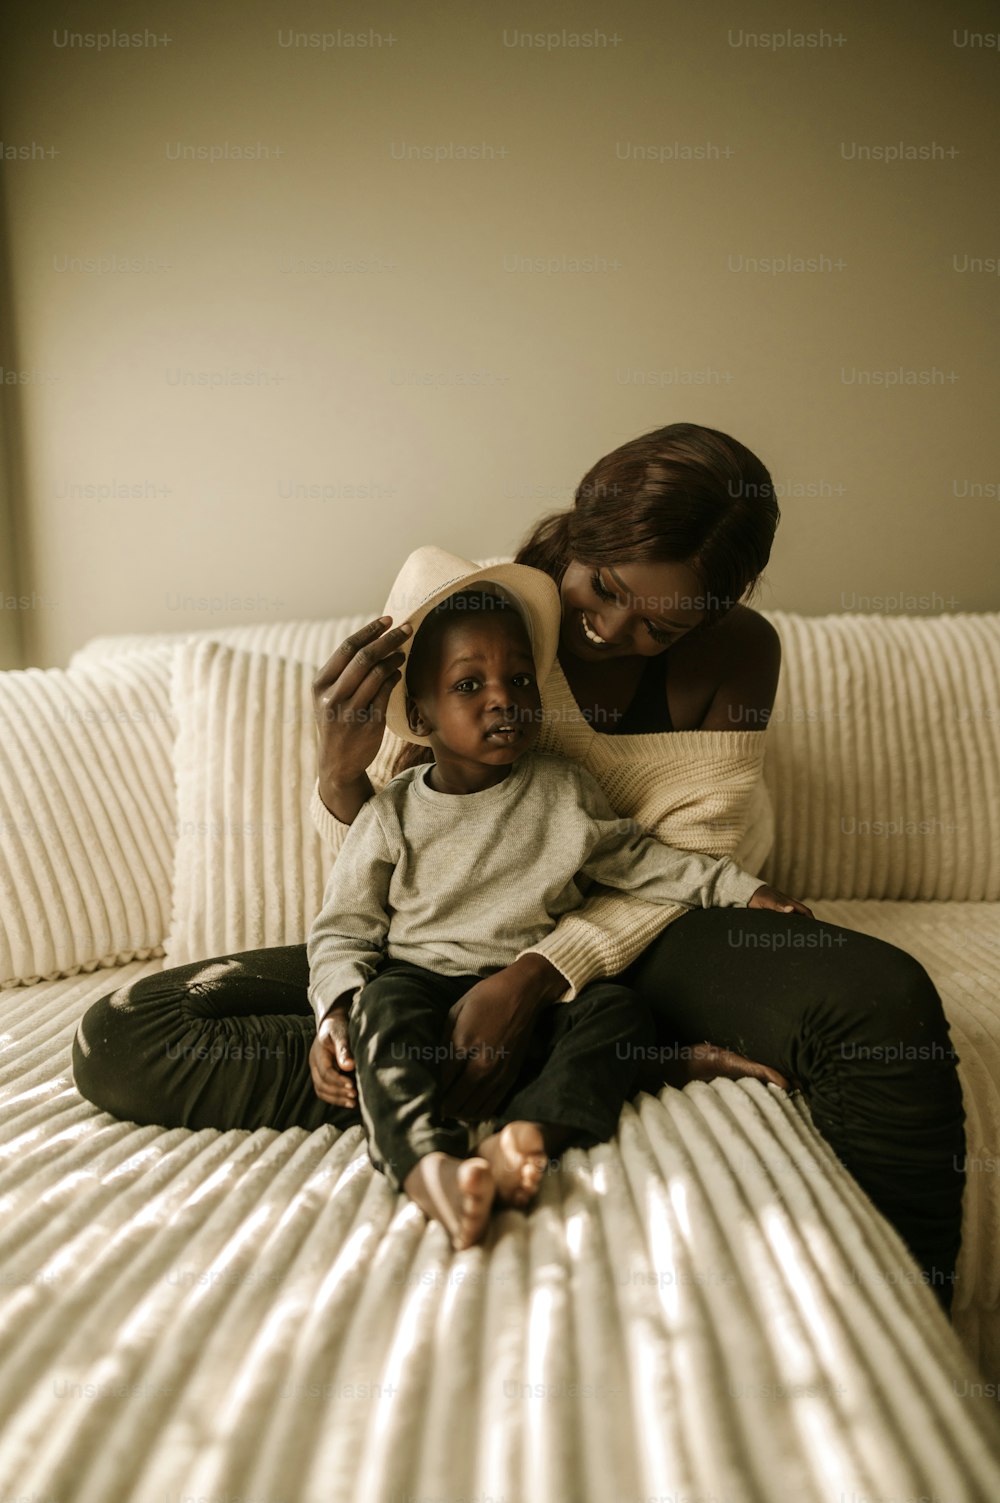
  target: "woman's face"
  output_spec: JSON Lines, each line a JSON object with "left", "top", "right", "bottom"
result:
{"left": 559, "top": 558, "right": 711, "bottom": 663}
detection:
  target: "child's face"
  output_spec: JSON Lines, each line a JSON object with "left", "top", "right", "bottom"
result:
{"left": 405, "top": 610, "right": 542, "bottom": 766}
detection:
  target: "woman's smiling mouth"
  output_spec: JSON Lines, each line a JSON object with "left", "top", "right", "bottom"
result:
{"left": 579, "top": 610, "right": 613, "bottom": 648}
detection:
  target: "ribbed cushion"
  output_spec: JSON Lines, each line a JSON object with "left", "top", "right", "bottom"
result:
{"left": 0, "top": 648, "right": 176, "bottom": 986}
{"left": 71, "top": 616, "right": 373, "bottom": 672}
{"left": 167, "top": 640, "right": 334, "bottom": 965}
{"left": 761, "top": 612, "right": 1000, "bottom": 899}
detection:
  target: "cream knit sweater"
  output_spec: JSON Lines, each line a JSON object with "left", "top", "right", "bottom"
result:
{"left": 309, "top": 655, "right": 774, "bottom": 1002}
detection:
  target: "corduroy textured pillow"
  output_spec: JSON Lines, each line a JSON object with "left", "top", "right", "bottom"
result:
{"left": 69, "top": 615, "right": 374, "bottom": 670}
{"left": 0, "top": 646, "right": 176, "bottom": 987}
{"left": 166, "top": 639, "right": 337, "bottom": 966}
{"left": 760, "top": 612, "right": 1000, "bottom": 900}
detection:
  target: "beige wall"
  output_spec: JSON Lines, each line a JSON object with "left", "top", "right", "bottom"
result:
{"left": 1, "top": 0, "right": 998, "bottom": 667}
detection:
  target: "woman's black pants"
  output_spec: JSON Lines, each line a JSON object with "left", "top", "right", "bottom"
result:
{"left": 71, "top": 909, "right": 966, "bottom": 1314}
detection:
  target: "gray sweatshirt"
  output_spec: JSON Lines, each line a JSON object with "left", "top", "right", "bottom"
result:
{"left": 307, "top": 750, "right": 763, "bottom": 1025}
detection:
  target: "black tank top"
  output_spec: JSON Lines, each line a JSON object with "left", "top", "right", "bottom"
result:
{"left": 593, "top": 649, "right": 674, "bottom": 735}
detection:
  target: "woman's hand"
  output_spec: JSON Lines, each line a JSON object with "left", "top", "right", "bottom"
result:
{"left": 440, "top": 954, "right": 567, "bottom": 1120}
{"left": 309, "top": 1004, "right": 358, "bottom": 1108}
{"left": 748, "top": 884, "right": 814, "bottom": 918}
{"left": 312, "top": 616, "right": 413, "bottom": 817}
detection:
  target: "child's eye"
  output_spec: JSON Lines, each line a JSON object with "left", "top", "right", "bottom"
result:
{"left": 452, "top": 674, "right": 535, "bottom": 691}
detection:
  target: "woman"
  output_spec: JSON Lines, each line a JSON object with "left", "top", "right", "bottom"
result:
{"left": 72, "top": 422, "right": 966, "bottom": 1312}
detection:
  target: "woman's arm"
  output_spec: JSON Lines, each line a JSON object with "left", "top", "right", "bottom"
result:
{"left": 310, "top": 614, "right": 414, "bottom": 845}
{"left": 516, "top": 732, "right": 772, "bottom": 999}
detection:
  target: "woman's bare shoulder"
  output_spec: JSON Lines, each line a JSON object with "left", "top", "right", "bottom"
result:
{"left": 670, "top": 604, "right": 781, "bottom": 730}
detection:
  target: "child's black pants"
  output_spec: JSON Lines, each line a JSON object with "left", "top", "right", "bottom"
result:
{"left": 347, "top": 958, "right": 655, "bottom": 1188}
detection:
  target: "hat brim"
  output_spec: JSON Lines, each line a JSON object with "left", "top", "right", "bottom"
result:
{"left": 383, "top": 558, "right": 562, "bottom": 747}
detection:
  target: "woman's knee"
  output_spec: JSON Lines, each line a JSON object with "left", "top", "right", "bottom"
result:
{"left": 794, "top": 936, "right": 963, "bottom": 1113}
{"left": 72, "top": 969, "right": 192, "bottom": 1123}
{"left": 866, "top": 947, "right": 963, "bottom": 1109}
{"left": 73, "top": 982, "right": 144, "bottom": 1119}
{"left": 846, "top": 939, "right": 954, "bottom": 1051}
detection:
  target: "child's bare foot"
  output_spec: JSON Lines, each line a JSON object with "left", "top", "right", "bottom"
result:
{"left": 478, "top": 1122, "right": 548, "bottom": 1208}
{"left": 403, "top": 1153, "right": 495, "bottom": 1249}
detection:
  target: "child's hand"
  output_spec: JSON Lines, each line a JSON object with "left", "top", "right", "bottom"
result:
{"left": 309, "top": 1003, "right": 358, "bottom": 1108}
{"left": 748, "top": 884, "right": 814, "bottom": 918}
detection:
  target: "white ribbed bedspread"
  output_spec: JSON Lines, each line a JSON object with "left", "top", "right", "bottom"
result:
{"left": 3, "top": 900, "right": 1000, "bottom": 1503}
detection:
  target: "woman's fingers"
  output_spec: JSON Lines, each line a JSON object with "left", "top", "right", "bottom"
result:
{"left": 775, "top": 893, "right": 814, "bottom": 917}
{"left": 750, "top": 884, "right": 813, "bottom": 917}
{"left": 316, "top": 1079, "right": 357, "bottom": 1106}
{"left": 674, "top": 1043, "right": 792, "bottom": 1093}
{"left": 311, "top": 617, "right": 414, "bottom": 800}
{"left": 313, "top": 616, "right": 392, "bottom": 693}
{"left": 363, "top": 668, "right": 399, "bottom": 727}
{"left": 313, "top": 618, "right": 412, "bottom": 713}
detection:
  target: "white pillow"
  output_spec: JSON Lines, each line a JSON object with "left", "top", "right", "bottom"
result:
{"left": 0, "top": 646, "right": 176, "bottom": 987}
{"left": 760, "top": 611, "right": 1000, "bottom": 899}
{"left": 166, "top": 639, "right": 334, "bottom": 966}
{"left": 69, "top": 616, "right": 373, "bottom": 671}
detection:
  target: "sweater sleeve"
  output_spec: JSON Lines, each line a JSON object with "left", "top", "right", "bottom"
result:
{"left": 576, "top": 776, "right": 763, "bottom": 912}
{"left": 309, "top": 726, "right": 412, "bottom": 858}
{"left": 306, "top": 800, "right": 396, "bottom": 1027}
{"left": 514, "top": 740, "right": 767, "bottom": 1001}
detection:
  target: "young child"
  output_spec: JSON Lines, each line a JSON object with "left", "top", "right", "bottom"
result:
{"left": 307, "top": 551, "right": 809, "bottom": 1250}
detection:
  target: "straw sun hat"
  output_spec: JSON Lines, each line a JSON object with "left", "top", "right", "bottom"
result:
{"left": 381, "top": 545, "right": 562, "bottom": 746}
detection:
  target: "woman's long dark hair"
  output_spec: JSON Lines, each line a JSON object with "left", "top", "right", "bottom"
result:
{"left": 390, "top": 423, "right": 780, "bottom": 777}
{"left": 513, "top": 422, "right": 780, "bottom": 623}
